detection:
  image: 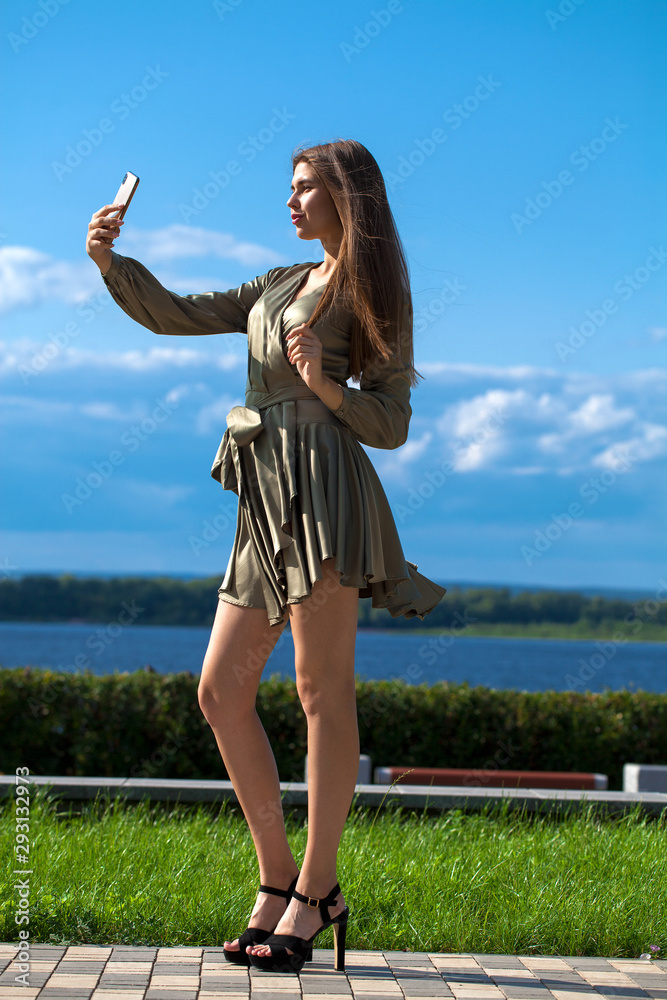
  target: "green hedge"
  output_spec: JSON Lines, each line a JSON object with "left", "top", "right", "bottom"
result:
{"left": 1, "top": 668, "right": 666, "bottom": 790}
{"left": 3, "top": 574, "right": 666, "bottom": 630}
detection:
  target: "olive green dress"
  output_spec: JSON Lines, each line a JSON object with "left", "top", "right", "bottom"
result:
{"left": 102, "top": 252, "right": 447, "bottom": 627}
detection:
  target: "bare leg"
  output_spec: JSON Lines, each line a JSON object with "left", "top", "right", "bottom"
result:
{"left": 249, "top": 558, "right": 358, "bottom": 957}
{"left": 198, "top": 598, "right": 298, "bottom": 951}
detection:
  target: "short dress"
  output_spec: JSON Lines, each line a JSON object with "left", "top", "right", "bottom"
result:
{"left": 102, "top": 253, "right": 447, "bottom": 627}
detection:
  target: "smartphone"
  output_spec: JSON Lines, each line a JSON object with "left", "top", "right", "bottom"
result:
{"left": 110, "top": 171, "right": 140, "bottom": 220}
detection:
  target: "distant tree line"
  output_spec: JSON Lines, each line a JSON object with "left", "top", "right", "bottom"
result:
{"left": 0, "top": 574, "right": 664, "bottom": 630}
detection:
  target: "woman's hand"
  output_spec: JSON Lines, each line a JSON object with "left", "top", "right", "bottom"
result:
{"left": 285, "top": 324, "right": 345, "bottom": 411}
{"left": 285, "top": 324, "right": 324, "bottom": 388}
{"left": 86, "top": 204, "right": 125, "bottom": 274}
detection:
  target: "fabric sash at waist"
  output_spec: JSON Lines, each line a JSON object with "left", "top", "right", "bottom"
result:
{"left": 225, "top": 383, "right": 343, "bottom": 446}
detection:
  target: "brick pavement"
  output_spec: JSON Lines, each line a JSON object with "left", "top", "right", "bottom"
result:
{"left": 0, "top": 944, "right": 665, "bottom": 1000}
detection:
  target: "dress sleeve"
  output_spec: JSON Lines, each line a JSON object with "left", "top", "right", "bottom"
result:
{"left": 101, "top": 250, "right": 283, "bottom": 336}
{"left": 331, "top": 296, "right": 413, "bottom": 450}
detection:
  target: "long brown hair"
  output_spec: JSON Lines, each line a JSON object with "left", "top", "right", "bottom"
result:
{"left": 293, "top": 139, "right": 422, "bottom": 388}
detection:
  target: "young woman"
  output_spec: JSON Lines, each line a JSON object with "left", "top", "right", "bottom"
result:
{"left": 86, "top": 139, "right": 446, "bottom": 974}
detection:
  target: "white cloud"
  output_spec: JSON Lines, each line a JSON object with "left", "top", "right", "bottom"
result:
{"left": 118, "top": 480, "right": 197, "bottom": 507}
{"left": 394, "top": 431, "right": 432, "bottom": 465}
{"left": 0, "top": 226, "right": 286, "bottom": 314}
{"left": 436, "top": 388, "right": 526, "bottom": 471}
{"left": 196, "top": 395, "right": 244, "bottom": 435}
{"left": 79, "top": 402, "right": 146, "bottom": 422}
{"left": 592, "top": 422, "right": 667, "bottom": 469}
{"left": 120, "top": 224, "right": 286, "bottom": 268}
{"left": 507, "top": 465, "right": 549, "bottom": 475}
{"left": 567, "top": 394, "right": 635, "bottom": 434}
{"left": 0, "top": 341, "right": 246, "bottom": 375}
{"left": 420, "top": 361, "right": 551, "bottom": 381}
{"left": 0, "top": 246, "right": 100, "bottom": 313}
{"left": 538, "top": 393, "right": 636, "bottom": 454}
{"left": 3, "top": 347, "right": 665, "bottom": 480}
{"left": 0, "top": 395, "right": 75, "bottom": 419}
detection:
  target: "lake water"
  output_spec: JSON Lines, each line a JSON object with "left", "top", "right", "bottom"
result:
{"left": 0, "top": 622, "right": 665, "bottom": 692}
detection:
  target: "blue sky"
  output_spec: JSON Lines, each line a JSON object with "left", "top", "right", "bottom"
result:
{"left": 1, "top": 0, "right": 665, "bottom": 594}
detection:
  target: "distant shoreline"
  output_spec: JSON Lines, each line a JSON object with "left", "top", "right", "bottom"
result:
{"left": 2, "top": 619, "right": 665, "bottom": 643}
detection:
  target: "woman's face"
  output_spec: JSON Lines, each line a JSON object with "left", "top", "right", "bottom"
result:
{"left": 287, "top": 162, "right": 342, "bottom": 244}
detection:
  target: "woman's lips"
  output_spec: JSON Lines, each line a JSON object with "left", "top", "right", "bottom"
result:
{"left": 291, "top": 214, "right": 304, "bottom": 224}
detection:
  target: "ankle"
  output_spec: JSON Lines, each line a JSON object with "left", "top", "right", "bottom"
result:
{"left": 295, "top": 872, "right": 339, "bottom": 899}
{"left": 258, "top": 866, "right": 299, "bottom": 890}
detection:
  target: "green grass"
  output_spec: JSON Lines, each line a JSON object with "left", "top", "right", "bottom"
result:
{"left": 411, "top": 621, "right": 667, "bottom": 642}
{"left": 1, "top": 790, "right": 664, "bottom": 956}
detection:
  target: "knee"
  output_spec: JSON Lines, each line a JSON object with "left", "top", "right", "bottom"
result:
{"left": 296, "top": 671, "right": 356, "bottom": 720}
{"left": 197, "top": 679, "right": 219, "bottom": 725}
{"left": 198, "top": 679, "right": 254, "bottom": 726}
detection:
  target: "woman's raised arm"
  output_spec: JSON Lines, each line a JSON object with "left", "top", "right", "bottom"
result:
{"left": 86, "top": 203, "right": 283, "bottom": 337}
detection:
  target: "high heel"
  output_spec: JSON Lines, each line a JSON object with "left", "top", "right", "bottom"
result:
{"left": 223, "top": 874, "right": 299, "bottom": 966}
{"left": 248, "top": 881, "right": 349, "bottom": 974}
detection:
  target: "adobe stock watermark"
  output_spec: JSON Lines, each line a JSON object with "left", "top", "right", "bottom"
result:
{"left": 18, "top": 289, "right": 112, "bottom": 384}
{"left": 188, "top": 500, "right": 238, "bottom": 556}
{"left": 460, "top": 739, "right": 523, "bottom": 787}
{"left": 413, "top": 276, "right": 468, "bottom": 336}
{"left": 228, "top": 627, "right": 288, "bottom": 685}
{"left": 61, "top": 395, "right": 179, "bottom": 513}
{"left": 340, "top": 0, "right": 408, "bottom": 62}
{"left": 13, "top": 768, "right": 32, "bottom": 987}
{"left": 546, "top": 0, "right": 586, "bottom": 30}
{"left": 511, "top": 117, "right": 628, "bottom": 234}
{"left": 394, "top": 405, "right": 508, "bottom": 524}
{"left": 555, "top": 246, "right": 667, "bottom": 362}
{"left": 520, "top": 446, "right": 638, "bottom": 566}
{"left": 179, "top": 107, "right": 296, "bottom": 223}
{"left": 226, "top": 565, "right": 346, "bottom": 686}
{"left": 386, "top": 74, "right": 501, "bottom": 192}
{"left": 8, "top": 0, "right": 71, "bottom": 54}
{"left": 213, "top": 0, "right": 242, "bottom": 19}
{"left": 358, "top": 611, "right": 479, "bottom": 728}
{"left": 52, "top": 65, "right": 169, "bottom": 181}
{"left": 130, "top": 730, "right": 189, "bottom": 778}
{"left": 1, "top": 557, "right": 19, "bottom": 579}
{"left": 564, "top": 577, "right": 667, "bottom": 692}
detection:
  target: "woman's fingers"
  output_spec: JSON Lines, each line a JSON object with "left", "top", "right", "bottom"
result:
{"left": 86, "top": 206, "right": 125, "bottom": 255}
{"left": 92, "top": 203, "right": 125, "bottom": 220}
{"left": 86, "top": 204, "right": 127, "bottom": 267}
{"left": 287, "top": 339, "right": 321, "bottom": 363}
{"left": 286, "top": 326, "right": 321, "bottom": 355}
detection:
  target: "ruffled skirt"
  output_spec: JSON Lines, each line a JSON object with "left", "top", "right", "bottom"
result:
{"left": 211, "top": 397, "right": 446, "bottom": 627}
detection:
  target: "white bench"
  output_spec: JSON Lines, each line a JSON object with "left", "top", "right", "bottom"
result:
{"left": 623, "top": 763, "right": 667, "bottom": 793}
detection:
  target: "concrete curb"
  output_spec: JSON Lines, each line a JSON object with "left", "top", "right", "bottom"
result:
{"left": 2, "top": 775, "right": 666, "bottom": 815}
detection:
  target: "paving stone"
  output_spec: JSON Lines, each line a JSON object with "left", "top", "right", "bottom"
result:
{"left": 98, "top": 975, "right": 151, "bottom": 985}
{"left": 250, "top": 993, "right": 304, "bottom": 999}
{"left": 481, "top": 964, "right": 533, "bottom": 970}
{"left": 37, "top": 991, "right": 95, "bottom": 998}
{"left": 2, "top": 944, "right": 665, "bottom": 1000}
{"left": 0, "top": 975, "right": 50, "bottom": 987}
{"left": 90, "top": 992, "right": 147, "bottom": 1000}
{"left": 144, "top": 990, "right": 199, "bottom": 1000}
{"left": 53, "top": 961, "right": 107, "bottom": 972}
{"left": 151, "top": 963, "right": 201, "bottom": 973}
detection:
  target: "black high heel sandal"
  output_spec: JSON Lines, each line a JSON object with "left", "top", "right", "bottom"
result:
{"left": 223, "top": 874, "right": 299, "bottom": 966}
{"left": 248, "top": 881, "right": 349, "bottom": 974}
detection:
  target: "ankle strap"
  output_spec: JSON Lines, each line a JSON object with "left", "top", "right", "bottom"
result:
{"left": 259, "top": 874, "right": 299, "bottom": 899}
{"left": 292, "top": 882, "right": 340, "bottom": 922}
